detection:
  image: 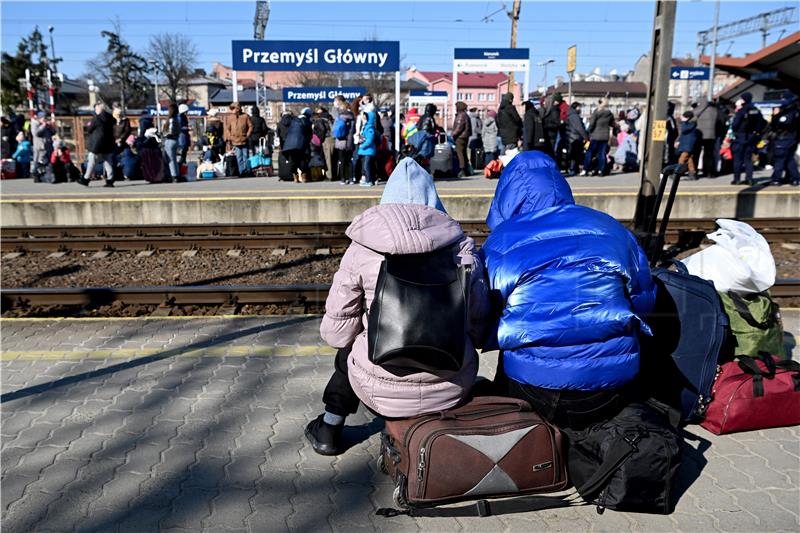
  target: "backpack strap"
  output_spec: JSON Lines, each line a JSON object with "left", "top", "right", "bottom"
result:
{"left": 727, "top": 291, "right": 776, "bottom": 330}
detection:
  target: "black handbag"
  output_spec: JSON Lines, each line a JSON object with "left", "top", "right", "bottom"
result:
{"left": 367, "top": 246, "right": 470, "bottom": 373}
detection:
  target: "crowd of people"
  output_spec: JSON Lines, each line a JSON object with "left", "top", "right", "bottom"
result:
{"left": 2, "top": 88, "right": 797, "bottom": 187}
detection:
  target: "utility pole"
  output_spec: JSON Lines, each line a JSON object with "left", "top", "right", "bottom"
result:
{"left": 634, "top": 0, "right": 677, "bottom": 231}
{"left": 708, "top": 0, "right": 721, "bottom": 100}
{"left": 253, "top": 1, "right": 270, "bottom": 110}
{"left": 507, "top": 0, "right": 521, "bottom": 98}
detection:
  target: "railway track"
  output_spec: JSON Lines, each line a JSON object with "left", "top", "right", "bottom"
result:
{"left": 2, "top": 218, "right": 798, "bottom": 253}
{"left": 2, "top": 280, "right": 798, "bottom": 315}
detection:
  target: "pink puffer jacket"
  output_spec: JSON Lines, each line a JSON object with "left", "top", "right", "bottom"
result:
{"left": 320, "top": 203, "right": 489, "bottom": 418}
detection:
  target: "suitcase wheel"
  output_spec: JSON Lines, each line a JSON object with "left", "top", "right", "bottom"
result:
{"left": 392, "top": 484, "right": 407, "bottom": 508}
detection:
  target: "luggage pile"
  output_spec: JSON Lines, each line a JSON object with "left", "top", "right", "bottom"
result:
{"left": 368, "top": 163, "right": 797, "bottom": 519}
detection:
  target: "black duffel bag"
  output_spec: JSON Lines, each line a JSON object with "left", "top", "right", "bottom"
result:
{"left": 564, "top": 401, "right": 682, "bottom": 515}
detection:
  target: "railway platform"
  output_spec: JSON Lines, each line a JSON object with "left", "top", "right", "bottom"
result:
{"left": 2, "top": 168, "right": 799, "bottom": 226}
{"left": 1, "top": 313, "right": 798, "bottom": 532}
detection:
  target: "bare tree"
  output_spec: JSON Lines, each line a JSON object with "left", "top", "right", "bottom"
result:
{"left": 86, "top": 19, "right": 150, "bottom": 110}
{"left": 146, "top": 33, "right": 198, "bottom": 104}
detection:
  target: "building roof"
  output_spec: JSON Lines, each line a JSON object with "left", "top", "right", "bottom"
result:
{"left": 531, "top": 81, "right": 648, "bottom": 99}
{"left": 186, "top": 76, "right": 229, "bottom": 87}
{"left": 209, "top": 88, "right": 282, "bottom": 105}
{"left": 415, "top": 71, "right": 509, "bottom": 88}
{"left": 701, "top": 31, "right": 800, "bottom": 92}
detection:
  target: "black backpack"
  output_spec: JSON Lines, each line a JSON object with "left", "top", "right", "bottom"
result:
{"left": 367, "top": 246, "right": 470, "bottom": 373}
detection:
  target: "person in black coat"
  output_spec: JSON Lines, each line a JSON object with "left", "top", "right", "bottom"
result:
{"left": 522, "top": 101, "right": 553, "bottom": 156}
{"left": 248, "top": 106, "right": 269, "bottom": 155}
{"left": 79, "top": 102, "right": 117, "bottom": 187}
{"left": 496, "top": 92, "right": 523, "bottom": 153}
{"left": 730, "top": 92, "right": 765, "bottom": 185}
{"left": 665, "top": 101, "right": 678, "bottom": 166}
{"left": 418, "top": 103, "right": 440, "bottom": 135}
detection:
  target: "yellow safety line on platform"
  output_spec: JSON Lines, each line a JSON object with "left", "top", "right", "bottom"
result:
{"left": 0, "top": 345, "right": 337, "bottom": 361}
{"left": 0, "top": 314, "right": 319, "bottom": 322}
{"left": 2, "top": 190, "right": 798, "bottom": 203}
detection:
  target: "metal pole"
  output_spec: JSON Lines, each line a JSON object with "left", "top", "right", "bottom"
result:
{"left": 394, "top": 72, "right": 401, "bottom": 156}
{"left": 634, "top": 0, "right": 678, "bottom": 231}
{"left": 47, "top": 69, "right": 55, "bottom": 122}
{"left": 154, "top": 68, "right": 161, "bottom": 131}
{"left": 507, "top": 0, "right": 521, "bottom": 95}
{"left": 25, "top": 68, "right": 35, "bottom": 118}
{"left": 452, "top": 67, "right": 458, "bottom": 126}
{"left": 232, "top": 71, "right": 239, "bottom": 104}
{"left": 568, "top": 73, "right": 572, "bottom": 104}
{"left": 708, "top": 0, "right": 721, "bottom": 100}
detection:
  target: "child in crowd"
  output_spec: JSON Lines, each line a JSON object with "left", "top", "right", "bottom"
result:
{"left": 11, "top": 132, "right": 32, "bottom": 180}
{"left": 677, "top": 110, "right": 699, "bottom": 179}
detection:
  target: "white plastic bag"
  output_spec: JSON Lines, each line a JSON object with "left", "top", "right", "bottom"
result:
{"left": 682, "top": 218, "right": 776, "bottom": 294}
{"left": 499, "top": 148, "right": 520, "bottom": 167}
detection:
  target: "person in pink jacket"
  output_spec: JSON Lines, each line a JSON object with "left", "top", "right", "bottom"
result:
{"left": 305, "top": 157, "right": 490, "bottom": 456}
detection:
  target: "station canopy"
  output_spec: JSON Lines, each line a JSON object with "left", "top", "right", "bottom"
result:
{"left": 702, "top": 31, "right": 800, "bottom": 93}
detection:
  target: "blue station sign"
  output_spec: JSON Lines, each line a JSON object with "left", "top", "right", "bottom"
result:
{"left": 670, "top": 67, "right": 710, "bottom": 80}
{"left": 409, "top": 90, "right": 449, "bottom": 98}
{"left": 454, "top": 48, "right": 530, "bottom": 60}
{"left": 232, "top": 41, "right": 400, "bottom": 72}
{"left": 282, "top": 87, "right": 367, "bottom": 103}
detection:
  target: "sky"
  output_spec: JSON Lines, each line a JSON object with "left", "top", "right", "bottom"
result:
{"left": 2, "top": 0, "right": 798, "bottom": 88}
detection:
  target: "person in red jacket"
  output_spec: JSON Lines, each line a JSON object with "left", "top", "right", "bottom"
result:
{"left": 50, "top": 140, "right": 75, "bottom": 182}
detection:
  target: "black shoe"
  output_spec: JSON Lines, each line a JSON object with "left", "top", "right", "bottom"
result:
{"left": 304, "top": 414, "right": 343, "bottom": 456}
{"left": 771, "top": 180, "right": 783, "bottom": 186}
{"left": 77, "top": 178, "right": 90, "bottom": 187}
{"left": 730, "top": 179, "right": 740, "bottom": 185}
{"left": 104, "top": 181, "right": 114, "bottom": 188}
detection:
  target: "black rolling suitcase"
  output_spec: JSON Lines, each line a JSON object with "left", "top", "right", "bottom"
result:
{"left": 473, "top": 146, "right": 486, "bottom": 170}
{"left": 634, "top": 163, "right": 733, "bottom": 423}
{"left": 224, "top": 154, "right": 240, "bottom": 177}
{"left": 277, "top": 150, "right": 292, "bottom": 181}
{"left": 430, "top": 133, "right": 453, "bottom": 179}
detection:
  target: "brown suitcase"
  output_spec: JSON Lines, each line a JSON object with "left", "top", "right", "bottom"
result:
{"left": 378, "top": 396, "right": 568, "bottom": 515}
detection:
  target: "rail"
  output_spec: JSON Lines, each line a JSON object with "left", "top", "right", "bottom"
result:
{"left": 2, "top": 218, "right": 798, "bottom": 253}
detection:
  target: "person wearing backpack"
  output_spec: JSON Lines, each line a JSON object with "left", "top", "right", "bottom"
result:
{"left": 480, "top": 151, "right": 656, "bottom": 430}
{"left": 305, "top": 158, "right": 490, "bottom": 456}
{"left": 730, "top": 92, "right": 765, "bottom": 185}
{"left": 332, "top": 95, "right": 355, "bottom": 183}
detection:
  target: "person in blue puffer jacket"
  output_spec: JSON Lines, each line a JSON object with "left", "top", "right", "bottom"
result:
{"left": 480, "top": 150, "right": 656, "bottom": 429}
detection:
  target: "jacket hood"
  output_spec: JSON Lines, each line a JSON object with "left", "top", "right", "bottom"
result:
{"left": 742, "top": 92, "right": 753, "bottom": 103}
{"left": 346, "top": 202, "right": 463, "bottom": 255}
{"left": 424, "top": 103, "right": 438, "bottom": 116}
{"left": 380, "top": 158, "right": 446, "bottom": 213}
{"left": 486, "top": 150, "right": 574, "bottom": 230}
{"left": 500, "top": 93, "right": 513, "bottom": 106}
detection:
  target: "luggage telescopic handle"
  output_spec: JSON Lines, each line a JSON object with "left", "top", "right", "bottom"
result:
{"left": 648, "top": 163, "right": 690, "bottom": 266}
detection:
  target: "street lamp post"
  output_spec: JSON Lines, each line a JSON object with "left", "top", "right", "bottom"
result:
{"left": 148, "top": 59, "right": 161, "bottom": 130}
{"left": 537, "top": 59, "right": 555, "bottom": 95}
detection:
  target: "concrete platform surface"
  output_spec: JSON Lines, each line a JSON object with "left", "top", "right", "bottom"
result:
{"left": 1, "top": 312, "right": 798, "bottom": 532}
{"left": 3, "top": 168, "right": 798, "bottom": 226}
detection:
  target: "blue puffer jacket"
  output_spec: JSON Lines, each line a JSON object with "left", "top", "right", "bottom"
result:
{"left": 357, "top": 111, "right": 378, "bottom": 157}
{"left": 481, "top": 151, "right": 656, "bottom": 391}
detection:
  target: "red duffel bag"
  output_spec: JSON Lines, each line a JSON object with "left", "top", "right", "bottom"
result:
{"left": 701, "top": 353, "right": 800, "bottom": 435}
